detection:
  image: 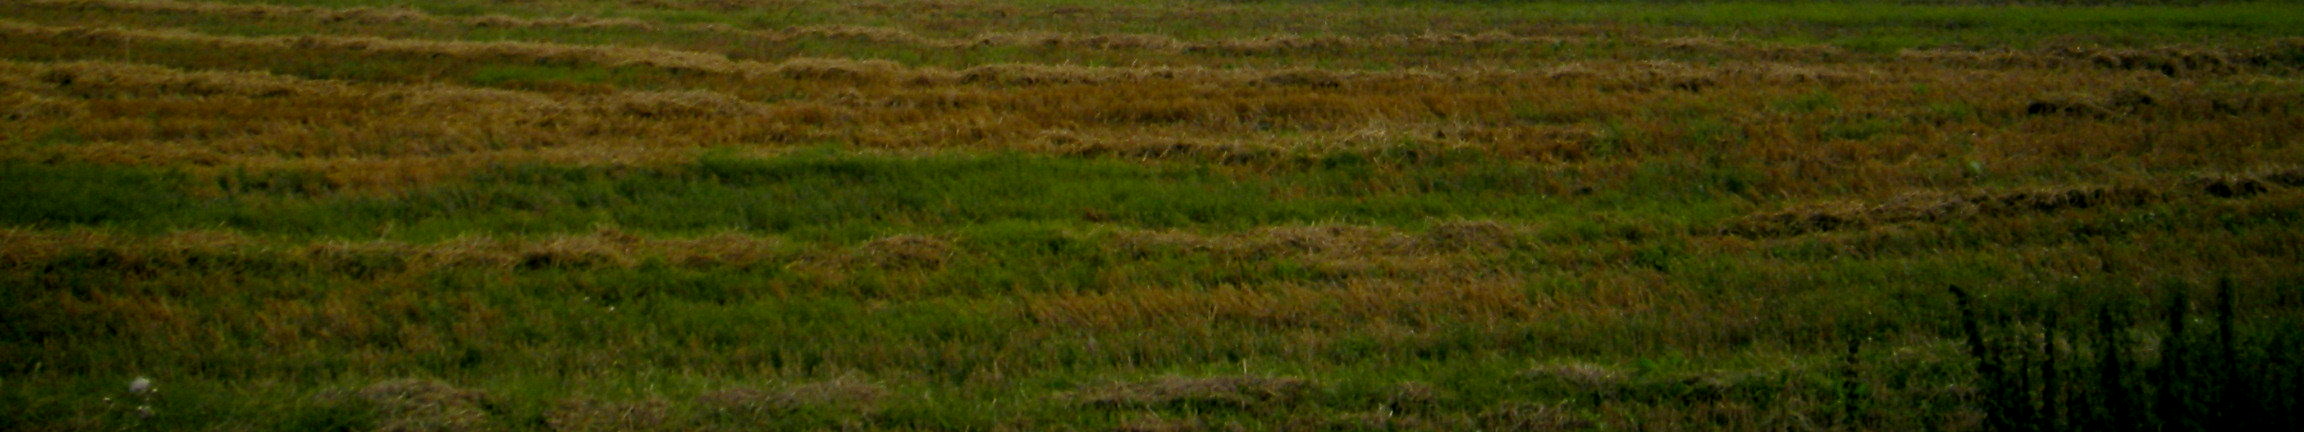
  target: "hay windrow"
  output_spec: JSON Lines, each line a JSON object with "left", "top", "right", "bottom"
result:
{"left": 353, "top": 379, "right": 492, "bottom": 432}
{"left": 1071, "top": 376, "right": 1315, "bottom": 409}
{"left": 1727, "top": 168, "right": 2304, "bottom": 236}
{"left": 15, "top": 0, "right": 1888, "bottom": 58}
{"left": 696, "top": 378, "right": 890, "bottom": 416}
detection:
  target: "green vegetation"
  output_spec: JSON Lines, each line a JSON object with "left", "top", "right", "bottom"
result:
{"left": 3, "top": 0, "right": 2302, "bottom": 430}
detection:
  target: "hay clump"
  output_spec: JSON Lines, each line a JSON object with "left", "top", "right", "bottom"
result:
{"left": 1071, "top": 375, "right": 1315, "bottom": 409}
{"left": 355, "top": 379, "right": 491, "bottom": 432}
{"left": 959, "top": 63, "right": 1113, "bottom": 86}
{"left": 1729, "top": 185, "right": 2163, "bottom": 236}
{"left": 851, "top": 235, "right": 956, "bottom": 269}
{"left": 2025, "top": 89, "right": 2154, "bottom": 118}
{"left": 769, "top": 57, "right": 904, "bottom": 82}
{"left": 1418, "top": 220, "right": 1523, "bottom": 252}
{"left": 595, "top": 89, "right": 758, "bottom": 118}
{"left": 1252, "top": 68, "right": 1346, "bottom": 88}
{"left": 1521, "top": 362, "right": 1626, "bottom": 392}
{"left": 1479, "top": 401, "right": 1596, "bottom": 431}
{"left": 695, "top": 378, "right": 889, "bottom": 416}
{"left": 544, "top": 398, "right": 672, "bottom": 432}
{"left": 31, "top": 61, "right": 341, "bottom": 97}
{"left": 0, "top": 90, "right": 86, "bottom": 120}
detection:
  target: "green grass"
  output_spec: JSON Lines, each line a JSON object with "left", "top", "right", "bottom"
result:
{"left": 8, "top": 0, "right": 2304, "bottom": 430}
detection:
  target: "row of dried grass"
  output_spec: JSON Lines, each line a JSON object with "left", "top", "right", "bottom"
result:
{"left": 37, "top": 0, "right": 2304, "bottom": 77}
{"left": 322, "top": 378, "right": 888, "bottom": 432}
{"left": 0, "top": 21, "right": 1909, "bottom": 88}
{"left": 0, "top": 224, "right": 1623, "bottom": 313}
{"left": 1109, "top": 221, "right": 1532, "bottom": 259}
{"left": 1897, "top": 39, "right": 2304, "bottom": 76}
{"left": 24, "top": 0, "right": 1861, "bottom": 58}
{"left": 0, "top": 19, "right": 740, "bottom": 73}
{"left": 1020, "top": 278, "right": 1551, "bottom": 331}
{"left": 1069, "top": 375, "right": 1314, "bottom": 410}
{"left": 0, "top": 227, "right": 789, "bottom": 273}
{"left": 23, "top": 0, "right": 655, "bottom": 30}
{"left": 694, "top": 377, "right": 889, "bottom": 417}
{"left": 13, "top": 79, "right": 2295, "bottom": 199}
{"left": 1728, "top": 167, "right": 2304, "bottom": 236}
{"left": 0, "top": 57, "right": 1854, "bottom": 160}
{"left": 0, "top": 220, "right": 1545, "bottom": 275}
{"left": 0, "top": 59, "right": 777, "bottom": 150}
{"left": 6, "top": 36, "right": 2296, "bottom": 199}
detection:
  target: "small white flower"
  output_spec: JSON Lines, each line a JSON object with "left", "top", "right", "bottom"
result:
{"left": 135, "top": 405, "right": 153, "bottom": 419}
{"left": 128, "top": 377, "right": 153, "bottom": 395}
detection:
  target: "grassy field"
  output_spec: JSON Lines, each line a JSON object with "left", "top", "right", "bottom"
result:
{"left": 5, "top": 0, "right": 2304, "bottom": 430}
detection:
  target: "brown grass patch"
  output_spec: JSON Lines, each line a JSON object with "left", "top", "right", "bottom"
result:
{"left": 1250, "top": 68, "right": 1345, "bottom": 88}
{"left": 1418, "top": 219, "right": 1526, "bottom": 252}
{"left": 849, "top": 234, "right": 956, "bottom": 269}
{"left": 518, "top": 230, "right": 644, "bottom": 269}
{"left": 0, "top": 21, "right": 1922, "bottom": 91}
{"left": 1729, "top": 184, "right": 2169, "bottom": 236}
{"left": 18, "top": 0, "right": 1908, "bottom": 60}
{"left": 1032, "top": 130, "right": 1282, "bottom": 164}
{"left": 592, "top": 89, "right": 760, "bottom": 118}
{"left": 355, "top": 379, "right": 492, "bottom": 432}
{"left": 1020, "top": 279, "right": 1544, "bottom": 331}
{"left": 544, "top": 398, "right": 672, "bottom": 432}
{"left": 1107, "top": 222, "right": 1538, "bottom": 259}
{"left": 0, "top": 228, "right": 797, "bottom": 275}
{"left": 656, "top": 232, "right": 789, "bottom": 268}
{"left": 1480, "top": 401, "right": 1596, "bottom": 431}
{"left": 1071, "top": 375, "right": 1314, "bottom": 410}
{"left": 25, "top": 0, "right": 654, "bottom": 30}
{"left": 1901, "top": 43, "right": 2294, "bottom": 76}
{"left": 1291, "top": 411, "right": 1437, "bottom": 431}
{"left": 769, "top": 57, "right": 906, "bottom": 83}
{"left": 695, "top": 378, "right": 889, "bottom": 416}
{"left": 0, "top": 20, "right": 742, "bottom": 74}
{"left": 2024, "top": 89, "right": 2157, "bottom": 118}
{"left": 1112, "top": 414, "right": 1227, "bottom": 432}
{"left": 27, "top": 60, "right": 345, "bottom": 97}
{"left": 0, "top": 89, "right": 84, "bottom": 120}
{"left": 1382, "top": 381, "right": 1453, "bottom": 414}
{"left": 1522, "top": 362, "right": 1627, "bottom": 392}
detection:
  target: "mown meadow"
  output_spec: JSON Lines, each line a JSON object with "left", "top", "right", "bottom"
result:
{"left": 3, "top": 0, "right": 2303, "bottom": 430}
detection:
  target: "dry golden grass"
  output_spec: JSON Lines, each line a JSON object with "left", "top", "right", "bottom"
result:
{"left": 23, "top": 0, "right": 656, "bottom": 29}
{"left": 0, "top": 227, "right": 793, "bottom": 273}
{"left": 545, "top": 398, "right": 674, "bottom": 432}
{"left": 1729, "top": 167, "right": 2303, "bottom": 236}
{"left": 0, "top": 0, "right": 1912, "bottom": 57}
{"left": 694, "top": 377, "right": 890, "bottom": 415}
{"left": 4, "top": 44, "right": 2295, "bottom": 203}
{"left": 352, "top": 379, "right": 493, "bottom": 432}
